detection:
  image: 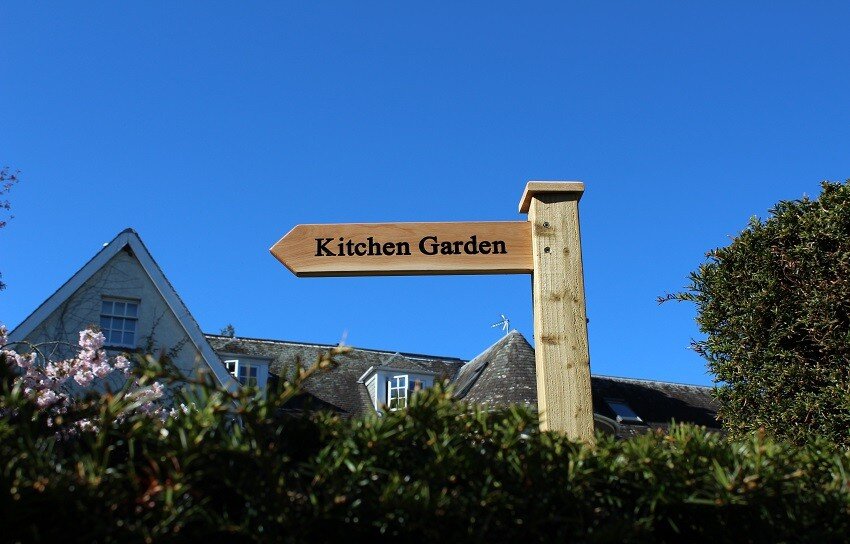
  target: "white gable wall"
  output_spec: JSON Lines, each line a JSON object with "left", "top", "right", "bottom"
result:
{"left": 9, "top": 229, "right": 236, "bottom": 390}
{"left": 365, "top": 374, "right": 378, "bottom": 410}
{"left": 21, "top": 248, "right": 203, "bottom": 377}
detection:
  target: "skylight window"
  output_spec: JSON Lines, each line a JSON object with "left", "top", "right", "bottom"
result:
{"left": 455, "top": 359, "right": 488, "bottom": 398}
{"left": 605, "top": 399, "right": 643, "bottom": 423}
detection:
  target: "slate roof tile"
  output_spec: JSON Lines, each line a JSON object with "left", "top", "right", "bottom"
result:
{"left": 205, "top": 331, "right": 721, "bottom": 437}
{"left": 205, "top": 334, "right": 463, "bottom": 416}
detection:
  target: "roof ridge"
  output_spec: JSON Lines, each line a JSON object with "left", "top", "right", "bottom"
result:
{"left": 10, "top": 228, "right": 236, "bottom": 390}
{"left": 593, "top": 373, "right": 715, "bottom": 389}
{"left": 204, "top": 333, "right": 465, "bottom": 362}
{"left": 9, "top": 229, "right": 130, "bottom": 337}
{"left": 465, "top": 330, "right": 529, "bottom": 365}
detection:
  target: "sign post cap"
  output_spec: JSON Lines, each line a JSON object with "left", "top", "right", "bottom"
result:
{"left": 519, "top": 181, "right": 585, "bottom": 213}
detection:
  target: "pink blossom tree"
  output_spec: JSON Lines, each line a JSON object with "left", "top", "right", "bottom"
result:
{"left": 0, "top": 324, "right": 169, "bottom": 430}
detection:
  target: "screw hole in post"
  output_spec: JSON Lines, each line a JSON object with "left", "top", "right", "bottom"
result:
{"left": 543, "top": 221, "right": 550, "bottom": 228}
{"left": 544, "top": 247, "right": 551, "bottom": 253}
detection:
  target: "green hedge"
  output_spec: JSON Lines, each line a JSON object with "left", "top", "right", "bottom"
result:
{"left": 666, "top": 180, "right": 850, "bottom": 446}
{"left": 1, "top": 354, "right": 848, "bottom": 543}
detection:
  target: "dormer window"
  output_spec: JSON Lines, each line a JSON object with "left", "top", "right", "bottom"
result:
{"left": 359, "top": 366, "right": 437, "bottom": 414}
{"left": 238, "top": 363, "right": 259, "bottom": 387}
{"left": 224, "top": 359, "right": 261, "bottom": 387}
{"left": 605, "top": 398, "right": 643, "bottom": 423}
{"left": 100, "top": 298, "right": 139, "bottom": 347}
{"left": 387, "top": 374, "right": 408, "bottom": 411}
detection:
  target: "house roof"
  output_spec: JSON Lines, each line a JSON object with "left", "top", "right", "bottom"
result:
{"left": 455, "top": 330, "right": 720, "bottom": 436}
{"left": 9, "top": 228, "right": 238, "bottom": 391}
{"left": 205, "top": 334, "right": 464, "bottom": 417}
{"left": 10, "top": 227, "right": 719, "bottom": 437}
{"left": 454, "top": 330, "right": 537, "bottom": 405}
{"left": 206, "top": 330, "right": 721, "bottom": 436}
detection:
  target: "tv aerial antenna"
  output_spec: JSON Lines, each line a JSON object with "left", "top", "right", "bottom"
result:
{"left": 491, "top": 314, "right": 510, "bottom": 335}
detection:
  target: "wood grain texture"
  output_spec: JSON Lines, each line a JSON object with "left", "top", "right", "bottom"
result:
{"left": 519, "top": 181, "right": 584, "bottom": 213}
{"left": 270, "top": 221, "right": 532, "bottom": 277}
{"left": 528, "top": 192, "right": 595, "bottom": 442}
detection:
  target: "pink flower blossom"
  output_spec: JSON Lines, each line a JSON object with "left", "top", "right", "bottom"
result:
{"left": 1, "top": 326, "right": 170, "bottom": 428}
{"left": 114, "top": 355, "right": 130, "bottom": 371}
{"left": 76, "top": 419, "right": 98, "bottom": 433}
{"left": 12, "top": 351, "right": 36, "bottom": 370}
{"left": 0, "top": 324, "right": 7, "bottom": 348}
{"left": 78, "top": 329, "right": 105, "bottom": 351}
{"left": 36, "top": 389, "right": 59, "bottom": 408}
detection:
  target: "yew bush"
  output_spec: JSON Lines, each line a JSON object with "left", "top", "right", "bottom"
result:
{"left": 666, "top": 181, "right": 850, "bottom": 446}
{"left": 1, "top": 333, "right": 849, "bottom": 543}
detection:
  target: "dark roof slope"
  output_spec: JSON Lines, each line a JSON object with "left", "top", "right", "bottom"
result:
{"left": 205, "top": 334, "right": 464, "bottom": 416}
{"left": 206, "top": 331, "right": 721, "bottom": 435}
{"left": 454, "top": 331, "right": 537, "bottom": 406}
{"left": 454, "top": 330, "right": 721, "bottom": 436}
{"left": 590, "top": 375, "right": 719, "bottom": 432}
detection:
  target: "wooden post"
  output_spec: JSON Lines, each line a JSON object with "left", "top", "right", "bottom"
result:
{"left": 519, "top": 181, "right": 594, "bottom": 443}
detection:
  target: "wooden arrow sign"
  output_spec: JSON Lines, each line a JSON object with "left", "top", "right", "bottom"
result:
{"left": 270, "top": 221, "right": 532, "bottom": 277}
{"left": 269, "top": 181, "right": 594, "bottom": 444}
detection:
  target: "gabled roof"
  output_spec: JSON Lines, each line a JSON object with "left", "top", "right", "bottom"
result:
{"left": 9, "top": 228, "right": 237, "bottom": 391}
{"left": 358, "top": 364, "right": 439, "bottom": 384}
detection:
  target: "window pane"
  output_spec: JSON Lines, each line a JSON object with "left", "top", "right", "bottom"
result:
{"left": 126, "top": 303, "right": 138, "bottom": 317}
{"left": 124, "top": 319, "right": 136, "bottom": 331}
{"left": 114, "top": 302, "right": 125, "bottom": 315}
{"left": 110, "top": 330, "right": 123, "bottom": 344}
{"left": 249, "top": 367, "right": 258, "bottom": 377}
{"left": 112, "top": 317, "right": 123, "bottom": 330}
{"left": 605, "top": 399, "right": 642, "bottom": 422}
{"left": 100, "top": 317, "right": 111, "bottom": 329}
{"left": 101, "top": 301, "right": 113, "bottom": 314}
{"left": 123, "top": 332, "right": 134, "bottom": 345}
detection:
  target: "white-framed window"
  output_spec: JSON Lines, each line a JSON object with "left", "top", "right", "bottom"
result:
{"left": 238, "top": 363, "right": 259, "bottom": 387}
{"left": 387, "top": 374, "right": 408, "bottom": 411}
{"left": 224, "top": 359, "right": 260, "bottom": 387}
{"left": 100, "top": 298, "right": 139, "bottom": 347}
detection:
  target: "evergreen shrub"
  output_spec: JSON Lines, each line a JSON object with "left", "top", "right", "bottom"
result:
{"left": 1, "top": 350, "right": 848, "bottom": 543}
{"left": 665, "top": 181, "right": 850, "bottom": 445}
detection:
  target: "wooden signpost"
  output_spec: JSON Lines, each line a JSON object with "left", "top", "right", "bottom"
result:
{"left": 270, "top": 181, "right": 594, "bottom": 443}
{"left": 270, "top": 221, "right": 532, "bottom": 276}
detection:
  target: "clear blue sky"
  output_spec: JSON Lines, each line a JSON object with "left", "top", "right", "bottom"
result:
{"left": 2, "top": 3, "right": 849, "bottom": 386}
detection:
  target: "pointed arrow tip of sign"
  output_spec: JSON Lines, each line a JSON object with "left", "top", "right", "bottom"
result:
{"left": 269, "top": 228, "right": 302, "bottom": 277}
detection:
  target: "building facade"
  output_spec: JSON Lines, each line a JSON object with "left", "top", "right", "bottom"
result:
{"left": 9, "top": 228, "right": 721, "bottom": 437}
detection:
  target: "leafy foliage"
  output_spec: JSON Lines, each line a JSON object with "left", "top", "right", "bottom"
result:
{"left": 1, "top": 349, "right": 849, "bottom": 543}
{"left": 664, "top": 181, "right": 850, "bottom": 445}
